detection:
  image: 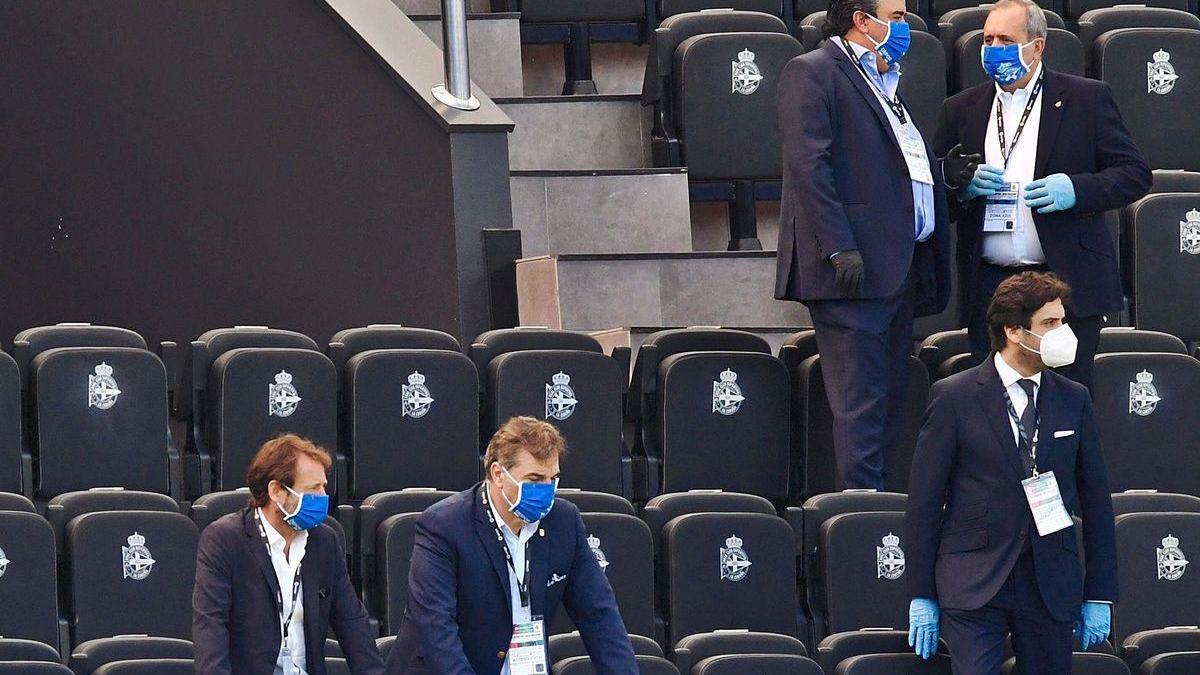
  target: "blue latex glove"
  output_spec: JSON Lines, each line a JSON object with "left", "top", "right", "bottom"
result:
{"left": 1075, "top": 602, "right": 1111, "bottom": 651}
{"left": 1024, "top": 173, "right": 1076, "bottom": 213}
{"left": 960, "top": 164, "right": 1006, "bottom": 201}
{"left": 908, "top": 597, "right": 940, "bottom": 659}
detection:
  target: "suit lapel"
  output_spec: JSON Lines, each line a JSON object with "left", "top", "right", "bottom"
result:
{"left": 975, "top": 358, "right": 1027, "bottom": 480}
{"left": 528, "top": 524, "right": 549, "bottom": 618}
{"left": 474, "top": 484, "right": 513, "bottom": 609}
{"left": 300, "top": 537, "right": 321, "bottom": 653}
{"left": 964, "top": 82, "right": 996, "bottom": 156}
{"left": 825, "top": 41, "right": 902, "bottom": 151}
{"left": 243, "top": 509, "right": 283, "bottom": 604}
{"left": 1033, "top": 70, "right": 1067, "bottom": 179}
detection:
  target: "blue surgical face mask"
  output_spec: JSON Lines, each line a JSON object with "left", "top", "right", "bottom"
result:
{"left": 981, "top": 40, "right": 1037, "bottom": 85}
{"left": 277, "top": 484, "right": 329, "bottom": 531}
{"left": 865, "top": 14, "right": 911, "bottom": 68}
{"left": 501, "top": 466, "right": 557, "bottom": 523}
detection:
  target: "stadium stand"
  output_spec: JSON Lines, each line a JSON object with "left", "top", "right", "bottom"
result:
{"left": 1002, "top": 653, "right": 1130, "bottom": 674}
{"left": 672, "top": 631, "right": 810, "bottom": 674}
{"left": 1139, "top": 652, "right": 1200, "bottom": 675}
{"left": 1122, "top": 628, "right": 1200, "bottom": 672}
{"left": 1112, "top": 513, "right": 1200, "bottom": 647}
{"left": 553, "top": 654, "right": 682, "bottom": 675}
{"left": 0, "top": 639, "right": 58, "bottom": 663}
{"left": 69, "top": 637, "right": 194, "bottom": 675}
{"left": 834, "top": 652, "right": 953, "bottom": 673}
{"left": 548, "top": 632, "right": 665, "bottom": 662}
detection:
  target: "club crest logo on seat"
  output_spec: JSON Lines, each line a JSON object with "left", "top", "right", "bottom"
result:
{"left": 712, "top": 368, "right": 746, "bottom": 416}
{"left": 268, "top": 370, "right": 301, "bottom": 418}
{"left": 720, "top": 534, "right": 752, "bottom": 582}
{"left": 877, "top": 532, "right": 906, "bottom": 580}
{"left": 588, "top": 534, "right": 610, "bottom": 573}
{"left": 122, "top": 532, "right": 155, "bottom": 581}
{"left": 1148, "top": 49, "right": 1179, "bottom": 96}
{"left": 1157, "top": 534, "right": 1188, "bottom": 581}
{"left": 545, "top": 371, "right": 578, "bottom": 421}
{"left": 401, "top": 370, "right": 435, "bottom": 419}
{"left": 1181, "top": 208, "right": 1200, "bottom": 255}
{"left": 732, "top": 49, "right": 763, "bottom": 96}
{"left": 88, "top": 362, "right": 121, "bottom": 410}
{"left": 0, "top": 544, "right": 8, "bottom": 579}
{"left": 1129, "top": 370, "right": 1161, "bottom": 417}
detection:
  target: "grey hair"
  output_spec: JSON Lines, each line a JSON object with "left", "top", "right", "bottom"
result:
{"left": 994, "top": 0, "right": 1048, "bottom": 39}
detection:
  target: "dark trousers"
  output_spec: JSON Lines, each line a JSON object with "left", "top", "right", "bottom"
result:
{"left": 941, "top": 549, "right": 1075, "bottom": 675}
{"left": 967, "top": 262, "right": 1105, "bottom": 391}
{"left": 807, "top": 277, "right": 914, "bottom": 490}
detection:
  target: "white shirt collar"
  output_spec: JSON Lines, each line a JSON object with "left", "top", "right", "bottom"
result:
{"left": 486, "top": 485, "right": 539, "bottom": 536}
{"left": 996, "top": 61, "right": 1043, "bottom": 104}
{"left": 994, "top": 352, "right": 1042, "bottom": 389}
{"left": 257, "top": 507, "right": 307, "bottom": 555}
{"left": 843, "top": 38, "right": 900, "bottom": 76}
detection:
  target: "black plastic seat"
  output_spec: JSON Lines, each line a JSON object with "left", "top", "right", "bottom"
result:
{"left": 673, "top": 631, "right": 808, "bottom": 674}
{"left": 0, "top": 353, "right": 21, "bottom": 496}
{"left": 818, "top": 629, "right": 947, "bottom": 674}
{"left": 550, "top": 632, "right": 662, "bottom": 665}
{"left": 1003, "top": 652, "right": 1130, "bottom": 674}
{"left": 1112, "top": 491, "right": 1200, "bottom": 516}
{"left": 1064, "top": 0, "right": 1187, "bottom": 21}
{"left": 694, "top": 653, "right": 822, "bottom": 675}
{"left": 1112, "top": 513, "right": 1200, "bottom": 646}
{"left": 69, "top": 637, "right": 194, "bottom": 675}
{"left": 554, "top": 489, "right": 636, "bottom": 515}
{"left": 1122, "top": 628, "right": 1200, "bottom": 673}
{"left": 91, "top": 661, "right": 193, "bottom": 675}
{"left": 817, "top": 512, "right": 911, "bottom": 642}
{"left": 549, "top": 513, "right": 654, "bottom": 638}
{"left": 0, "top": 638, "right": 58, "bottom": 663}
{"left": 642, "top": 490, "right": 777, "bottom": 552}
{"left": 0, "top": 512, "right": 58, "bottom": 651}
{"left": 0, "top": 492, "right": 36, "bottom": 512}
{"left": 835, "top": 653, "right": 952, "bottom": 674}
{"left": 45, "top": 489, "right": 179, "bottom": 551}
{"left": 1140, "top": 652, "right": 1200, "bottom": 675}
{"left": 1124, "top": 194, "right": 1200, "bottom": 338}
{"left": 1079, "top": 7, "right": 1200, "bottom": 72}
{"left": 553, "top": 655, "right": 681, "bottom": 675}
{"left": 0, "top": 664, "right": 73, "bottom": 674}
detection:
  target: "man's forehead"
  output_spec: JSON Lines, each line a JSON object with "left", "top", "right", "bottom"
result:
{"left": 985, "top": 5, "right": 1027, "bottom": 35}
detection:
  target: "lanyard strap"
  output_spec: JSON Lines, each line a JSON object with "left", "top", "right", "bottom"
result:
{"left": 254, "top": 510, "right": 304, "bottom": 643}
{"left": 840, "top": 38, "right": 908, "bottom": 125}
{"left": 995, "top": 73, "right": 1043, "bottom": 168}
{"left": 480, "top": 485, "right": 531, "bottom": 608}
{"left": 1001, "top": 388, "right": 1041, "bottom": 477}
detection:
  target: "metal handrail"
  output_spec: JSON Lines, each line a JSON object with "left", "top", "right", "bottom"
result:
{"left": 431, "top": 0, "right": 480, "bottom": 111}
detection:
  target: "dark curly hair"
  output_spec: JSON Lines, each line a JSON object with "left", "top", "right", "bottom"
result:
{"left": 824, "top": 0, "right": 879, "bottom": 39}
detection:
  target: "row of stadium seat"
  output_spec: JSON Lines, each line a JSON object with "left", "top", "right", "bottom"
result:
{"left": 2, "top": 489, "right": 1199, "bottom": 673}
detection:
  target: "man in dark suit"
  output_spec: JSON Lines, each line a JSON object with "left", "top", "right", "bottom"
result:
{"left": 905, "top": 272, "right": 1118, "bottom": 675}
{"left": 933, "top": 0, "right": 1151, "bottom": 390}
{"left": 775, "top": 0, "right": 954, "bottom": 489}
{"left": 193, "top": 434, "right": 385, "bottom": 675}
{"left": 387, "top": 416, "right": 636, "bottom": 675}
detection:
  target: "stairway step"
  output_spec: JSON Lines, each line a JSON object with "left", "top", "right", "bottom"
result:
{"left": 410, "top": 13, "right": 523, "bottom": 98}
{"left": 522, "top": 43, "right": 649, "bottom": 96}
{"left": 392, "top": 0, "right": 491, "bottom": 14}
{"left": 496, "top": 95, "right": 651, "bottom": 171}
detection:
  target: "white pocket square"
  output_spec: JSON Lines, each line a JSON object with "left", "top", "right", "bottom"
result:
{"left": 547, "top": 573, "right": 567, "bottom": 588}
{"left": 1054, "top": 430, "right": 1076, "bottom": 438}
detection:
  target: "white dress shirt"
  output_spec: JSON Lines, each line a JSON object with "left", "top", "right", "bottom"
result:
{"left": 487, "top": 493, "right": 540, "bottom": 675}
{"left": 982, "top": 62, "right": 1047, "bottom": 266}
{"left": 258, "top": 508, "right": 309, "bottom": 675}
{"left": 993, "top": 353, "right": 1040, "bottom": 446}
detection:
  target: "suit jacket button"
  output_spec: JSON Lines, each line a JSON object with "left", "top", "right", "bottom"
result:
{"left": 906, "top": 206, "right": 914, "bottom": 214}
{"left": 498, "top": 651, "right": 506, "bottom": 659}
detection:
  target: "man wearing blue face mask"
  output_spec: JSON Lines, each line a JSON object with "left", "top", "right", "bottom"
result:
{"left": 388, "top": 416, "right": 636, "bottom": 675}
{"left": 932, "top": 0, "right": 1151, "bottom": 391}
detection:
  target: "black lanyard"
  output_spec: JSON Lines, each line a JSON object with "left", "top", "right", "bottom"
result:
{"left": 841, "top": 38, "right": 908, "bottom": 125}
{"left": 480, "top": 485, "right": 531, "bottom": 609}
{"left": 254, "top": 510, "right": 304, "bottom": 645}
{"left": 1001, "top": 387, "right": 1041, "bottom": 477}
{"left": 995, "top": 73, "right": 1043, "bottom": 168}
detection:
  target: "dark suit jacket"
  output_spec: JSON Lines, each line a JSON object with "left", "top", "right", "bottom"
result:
{"left": 387, "top": 485, "right": 636, "bottom": 675}
{"left": 932, "top": 69, "right": 1152, "bottom": 320}
{"left": 904, "top": 357, "right": 1118, "bottom": 622}
{"left": 775, "top": 40, "right": 952, "bottom": 319}
{"left": 192, "top": 509, "right": 385, "bottom": 675}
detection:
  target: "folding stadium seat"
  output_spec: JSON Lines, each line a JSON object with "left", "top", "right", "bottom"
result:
{"left": 931, "top": 0, "right": 1054, "bottom": 21}
{"left": 90, "top": 661, "right": 193, "bottom": 675}
{"left": 642, "top": 490, "right": 778, "bottom": 551}
{"left": 673, "top": 631, "right": 810, "bottom": 674}
{"left": 955, "top": 28, "right": 1084, "bottom": 92}
{"left": 816, "top": 512, "right": 910, "bottom": 643}
{"left": 817, "top": 629, "right": 949, "bottom": 674}
{"left": 45, "top": 489, "right": 178, "bottom": 551}
{"left": 835, "top": 653, "right": 953, "bottom": 674}
{"left": 12, "top": 324, "right": 177, "bottom": 499}
{"left": 661, "top": 512, "right": 799, "bottom": 646}
{"left": 1151, "top": 169, "right": 1200, "bottom": 191}
{"left": 1122, "top": 628, "right": 1200, "bottom": 673}
{"left": 65, "top": 510, "right": 197, "bottom": 644}
{"left": 939, "top": 7, "right": 1066, "bottom": 66}
{"left": 0, "top": 665, "right": 72, "bottom": 674}
{"left": 1112, "top": 513, "right": 1200, "bottom": 649}
{"left": 554, "top": 488, "right": 636, "bottom": 514}
{"left": 1065, "top": 0, "right": 1189, "bottom": 22}
{"left": 1003, "top": 653, "right": 1130, "bottom": 674}
{"left": 1112, "top": 490, "right": 1200, "bottom": 516}
{"left": 553, "top": 655, "right": 681, "bottom": 675}
{"left": 469, "top": 328, "right": 629, "bottom": 497}
{"left": 185, "top": 326, "right": 338, "bottom": 497}
{"left": 0, "top": 492, "right": 35, "bottom": 511}
{"left": 69, "top": 637, "right": 193, "bottom": 675}
{"left": 329, "top": 325, "right": 479, "bottom": 498}
{"left": 1078, "top": 8, "right": 1200, "bottom": 72}
{"left": 0, "top": 353, "right": 20, "bottom": 496}
{"left": 0, "top": 512, "right": 58, "bottom": 651}
{"left": 1124, "top": 194, "right": 1200, "bottom": 338}
{"left": 0, "top": 638, "right": 58, "bottom": 662}
{"left": 190, "top": 488, "right": 348, "bottom": 553}
{"left": 917, "top": 329, "right": 971, "bottom": 379}
{"left": 376, "top": 635, "right": 396, "bottom": 662}
{"left": 1140, "top": 653, "right": 1200, "bottom": 675}
{"left": 657, "top": 0, "right": 786, "bottom": 23}
{"left": 1091, "top": 353, "right": 1200, "bottom": 494}
{"left": 801, "top": 491, "right": 907, "bottom": 587}
{"left": 642, "top": 10, "right": 804, "bottom": 250}
{"left": 1098, "top": 328, "right": 1189, "bottom": 354}
{"left": 630, "top": 328, "right": 790, "bottom": 500}
{"left": 549, "top": 513, "right": 654, "bottom": 638}
{"left": 549, "top": 632, "right": 664, "bottom": 662}
{"left": 695, "top": 654, "right": 823, "bottom": 674}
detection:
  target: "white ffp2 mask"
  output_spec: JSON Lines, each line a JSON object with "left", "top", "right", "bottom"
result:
{"left": 1021, "top": 324, "right": 1078, "bottom": 369}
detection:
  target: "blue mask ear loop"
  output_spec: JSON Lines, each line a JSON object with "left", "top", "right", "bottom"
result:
{"left": 276, "top": 484, "right": 302, "bottom": 520}
{"left": 500, "top": 465, "right": 523, "bottom": 514}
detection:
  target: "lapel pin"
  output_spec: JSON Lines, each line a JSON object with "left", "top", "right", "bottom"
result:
{"left": 1055, "top": 100, "right": 1062, "bottom": 108}
{"left": 539, "top": 529, "right": 545, "bottom": 537}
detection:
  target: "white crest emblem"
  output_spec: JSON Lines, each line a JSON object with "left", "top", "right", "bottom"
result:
{"left": 1181, "top": 208, "right": 1200, "bottom": 255}
{"left": 877, "top": 532, "right": 906, "bottom": 581}
{"left": 1129, "top": 369, "right": 1161, "bottom": 417}
{"left": 121, "top": 532, "right": 155, "bottom": 581}
{"left": 0, "top": 544, "right": 8, "bottom": 579}
{"left": 401, "top": 371, "right": 435, "bottom": 419}
{"left": 588, "top": 534, "right": 610, "bottom": 573}
{"left": 545, "top": 371, "right": 578, "bottom": 421}
{"left": 1148, "top": 49, "right": 1179, "bottom": 95}
{"left": 87, "top": 362, "right": 121, "bottom": 410}
{"left": 732, "top": 48, "right": 764, "bottom": 96}
{"left": 712, "top": 368, "right": 746, "bottom": 416}
{"left": 268, "top": 370, "right": 302, "bottom": 418}
{"left": 720, "top": 534, "right": 753, "bottom": 582}
{"left": 1157, "top": 533, "right": 1189, "bottom": 581}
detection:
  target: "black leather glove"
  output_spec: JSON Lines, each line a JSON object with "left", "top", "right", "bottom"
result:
{"left": 830, "top": 249, "right": 865, "bottom": 298}
{"left": 942, "top": 143, "right": 984, "bottom": 190}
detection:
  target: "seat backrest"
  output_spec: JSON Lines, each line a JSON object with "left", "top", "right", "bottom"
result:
{"left": 917, "top": 329, "right": 970, "bottom": 378}
{"left": 69, "top": 637, "right": 194, "bottom": 675}
{"left": 554, "top": 489, "right": 636, "bottom": 515}
{"left": 0, "top": 512, "right": 58, "bottom": 650}
{"left": 14, "top": 324, "right": 147, "bottom": 359}
{"left": 1098, "top": 328, "right": 1189, "bottom": 355}
{"left": 819, "top": 512, "right": 911, "bottom": 638}
{"left": 91, "top": 661, "right": 194, "bottom": 675}
{"left": 938, "top": 7, "right": 1065, "bottom": 66}
{"left": 817, "top": 629, "right": 934, "bottom": 675}
{"left": 835, "top": 652, "right": 953, "bottom": 675}
{"left": 472, "top": 328, "right": 603, "bottom": 362}
{"left": 0, "top": 353, "right": 21, "bottom": 495}
{"left": 376, "top": 512, "right": 421, "bottom": 632}
{"left": 0, "top": 638, "right": 58, "bottom": 663}
{"left": 328, "top": 325, "right": 461, "bottom": 359}
{"left": 1125, "top": 195, "right": 1200, "bottom": 337}
{"left": 0, "top": 491, "right": 35, "bottom": 512}
{"left": 1121, "top": 627, "right": 1200, "bottom": 672}
{"left": 553, "top": 655, "right": 681, "bottom": 675}
{"left": 549, "top": 513, "right": 655, "bottom": 638}
{"left": 897, "top": 32, "right": 948, "bottom": 134}
{"left": 1079, "top": 7, "right": 1200, "bottom": 69}
{"left": 0, "top": 664, "right": 73, "bottom": 674}
{"left": 1003, "top": 653, "right": 1129, "bottom": 675}
{"left": 359, "top": 489, "right": 455, "bottom": 618}
{"left": 1112, "top": 491, "right": 1200, "bottom": 516}
{"left": 46, "top": 489, "right": 179, "bottom": 551}
{"left": 359, "top": 489, "right": 455, "bottom": 559}
{"left": 1091, "top": 353, "right": 1200, "bottom": 494}
{"left": 674, "top": 631, "right": 809, "bottom": 674}
{"left": 1113, "top": 512, "right": 1200, "bottom": 644}
{"left": 1095, "top": 30, "right": 1200, "bottom": 171}
{"left": 1152, "top": 169, "right": 1200, "bottom": 192}
{"left": 955, "top": 28, "right": 1084, "bottom": 92}
{"left": 659, "top": 0, "right": 784, "bottom": 20}
{"left": 1139, "top": 652, "right": 1200, "bottom": 675}
{"left": 1066, "top": 0, "right": 1187, "bottom": 21}
{"left": 518, "top": 0, "right": 644, "bottom": 23}
{"left": 935, "top": 353, "right": 979, "bottom": 381}
{"left": 194, "top": 326, "right": 317, "bottom": 365}
{"left": 549, "top": 632, "right": 664, "bottom": 663}
{"left": 66, "top": 510, "right": 198, "bottom": 643}
{"left": 801, "top": 491, "right": 908, "bottom": 566}
{"left": 632, "top": 328, "right": 770, "bottom": 423}
{"left": 643, "top": 490, "right": 777, "bottom": 552}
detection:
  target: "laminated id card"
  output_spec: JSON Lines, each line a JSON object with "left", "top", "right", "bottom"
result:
{"left": 983, "top": 182, "right": 1020, "bottom": 232}
{"left": 508, "top": 618, "right": 548, "bottom": 675}
{"left": 1021, "top": 471, "right": 1074, "bottom": 537}
{"left": 899, "top": 124, "right": 934, "bottom": 185}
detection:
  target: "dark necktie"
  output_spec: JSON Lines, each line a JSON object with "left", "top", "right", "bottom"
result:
{"left": 1017, "top": 379, "right": 1037, "bottom": 476}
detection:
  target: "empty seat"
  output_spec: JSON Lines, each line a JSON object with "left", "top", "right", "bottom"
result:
{"left": 1092, "top": 354, "right": 1200, "bottom": 494}
{"left": 1134, "top": 652, "right": 1200, "bottom": 675}
{"left": 554, "top": 489, "right": 636, "bottom": 515}
{"left": 0, "top": 353, "right": 20, "bottom": 496}
{"left": 69, "top": 637, "right": 194, "bottom": 675}
{"left": 1122, "top": 628, "right": 1200, "bottom": 673}
{"left": 1065, "top": 0, "right": 1188, "bottom": 22}
{"left": 1151, "top": 169, "right": 1200, "bottom": 191}
{"left": 818, "top": 512, "right": 910, "bottom": 641}
{"left": 0, "top": 638, "right": 58, "bottom": 662}
{"left": 1079, "top": 8, "right": 1200, "bottom": 71}
{"left": 1113, "top": 513, "right": 1200, "bottom": 646}
{"left": 550, "top": 513, "right": 654, "bottom": 638}
{"left": 1003, "top": 652, "right": 1130, "bottom": 674}
{"left": 897, "top": 32, "right": 949, "bottom": 134}
{"left": 189, "top": 488, "right": 346, "bottom": 552}
{"left": 1124, "top": 194, "right": 1200, "bottom": 338}
{"left": 931, "top": 0, "right": 1053, "bottom": 20}
{"left": 673, "top": 631, "right": 809, "bottom": 674}
{"left": 554, "top": 655, "right": 681, "bottom": 675}
{"left": 818, "top": 629, "right": 946, "bottom": 674}
{"left": 549, "top": 632, "right": 664, "bottom": 663}
{"left": 936, "top": 353, "right": 979, "bottom": 381}
{"left": 955, "top": 28, "right": 1084, "bottom": 92}
{"left": 659, "top": 0, "right": 783, "bottom": 20}
{"left": 46, "top": 489, "right": 178, "bottom": 551}
{"left": 66, "top": 511, "right": 197, "bottom": 644}
{"left": 1112, "top": 491, "right": 1200, "bottom": 515}
{"left": 917, "top": 329, "right": 970, "bottom": 379}
{"left": 0, "top": 512, "right": 57, "bottom": 647}
{"left": 0, "top": 664, "right": 73, "bottom": 674}
{"left": 939, "top": 7, "right": 1065, "bottom": 66}
{"left": 643, "top": 490, "right": 777, "bottom": 551}
{"left": 801, "top": 491, "right": 907, "bottom": 584}
{"left": 835, "top": 652, "right": 953, "bottom": 674}
{"left": 91, "top": 661, "right": 193, "bottom": 675}
{"left": 0, "top": 492, "right": 35, "bottom": 512}
{"left": 694, "top": 653, "right": 822, "bottom": 675}
{"left": 1097, "top": 328, "right": 1189, "bottom": 355}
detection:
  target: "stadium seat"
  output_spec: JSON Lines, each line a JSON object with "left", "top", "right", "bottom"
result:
{"left": 801, "top": 491, "right": 907, "bottom": 584}
{"left": 642, "top": 490, "right": 777, "bottom": 551}
{"left": 1151, "top": 169, "right": 1200, "bottom": 192}
{"left": 1003, "top": 653, "right": 1131, "bottom": 674}
{"left": 553, "top": 655, "right": 681, "bottom": 675}
{"left": 376, "top": 635, "right": 395, "bottom": 661}
{"left": 1098, "top": 328, "right": 1189, "bottom": 355}
{"left": 938, "top": 6, "right": 1065, "bottom": 69}
{"left": 549, "top": 632, "right": 664, "bottom": 663}
{"left": 693, "top": 653, "right": 822, "bottom": 675}
{"left": 0, "top": 492, "right": 35, "bottom": 512}
{"left": 554, "top": 489, "right": 637, "bottom": 515}
{"left": 330, "top": 326, "right": 479, "bottom": 497}
{"left": 1091, "top": 353, "right": 1200, "bottom": 494}
{"left": 1112, "top": 512, "right": 1200, "bottom": 647}
{"left": 1078, "top": 8, "right": 1200, "bottom": 72}
{"left": 549, "top": 513, "right": 654, "bottom": 638}
{"left": 834, "top": 652, "right": 953, "bottom": 674}
{"left": 661, "top": 512, "right": 799, "bottom": 645}
{"left": 658, "top": 0, "right": 784, "bottom": 21}
{"left": 45, "top": 489, "right": 178, "bottom": 551}
{"left": 1094, "top": 29, "right": 1200, "bottom": 171}
{"left": 817, "top": 629, "right": 948, "bottom": 674}
{"left": 673, "top": 631, "right": 809, "bottom": 674}
{"left": 65, "top": 511, "right": 197, "bottom": 644}
{"left": 917, "top": 329, "right": 971, "bottom": 379}
{"left": 817, "top": 512, "right": 910, "bottom": 642}
{"left": 1124, "top": 194, "right": 1200, "bottom": 338}
{"left": 1112, "top": 491, "right": 1200, "bottom": 516}
{"left": 1065, "top": 0, "right": 1188, "bottom": 22}
{"left": 0, "top": 353, "right": 20, "bottom": 496}
{"left": 69, "top": 637, "right": 194, "bottom": 675}
{"left": 470, "top": 328, "right": 629, "bottom": 497}
{"left": 91, "top": 661, "right": 193, "bottom": 675}
{"left": 0, "top": 638, "right": 58, "bottom": 662}
{"left": 931, "top": 0, "right": 1053, "bottom": 20}
{"left": 189, "top": 488, "right": 347, "bottom": 553}
{"left": 0, "top": 664, "right": 72, "bottom": 674}
{"left": 325, "top": 658, "right": 351, "bottom": 675}
{"left": 1138, "top": 652, "right": 1200, "bottom": 675}
{"left": 1122, "top": 627, "right": 1200, "bottom": 673}
{"left": 955, "top": 28, "right": 1084, "bottom": 92}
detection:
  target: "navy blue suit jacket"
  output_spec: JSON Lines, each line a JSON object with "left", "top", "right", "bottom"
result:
{"left": 932, "top": 69, "right": 1151, "bottom": 320}
{"left": 774, "top": 40, "right": 952, "bottom": 319}
{"left": 387, "top": 485, "right": 636, "bottom": 675}
{"left": 904, "top": 357, "right": 1118, "bottom": 622}
{"left": 192, "top": 509, "right": 385, "bottom": 675}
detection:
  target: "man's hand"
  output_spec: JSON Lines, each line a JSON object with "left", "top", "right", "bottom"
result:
{"left": 908, "top": 597, "right": 940, "bottom": 660}
{"left": 830, "top": 250, "right": 864, "bottom": 298}
{"left": 1075, "top": 602, "right": 1111, "bottom": 651}
{"left": 960, "top": 164, "right": 1006, "bottom": 201}
{"left": 1024, "top": 173, "right": 1077, "bottom": 213}
{"left": 943, "top": 144, "right": 984, "bottom": 190}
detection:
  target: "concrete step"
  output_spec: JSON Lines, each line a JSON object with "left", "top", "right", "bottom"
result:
{"left": 496, "top": 95, "right": 651, "bottom": 171}
{"left": 392, "top": 0, "right": 491, "bottom": 14}
{"left": 511, "top": 169, "right": 692, "bottom": 256}
{"left": 522, "top": 43, "right": 649, "bottom": 96}
{"left": 516, "top": 252, "right": 811, "bottom": 331}
{"left": 410, "top": 13, "right": 523, "bottom": 98}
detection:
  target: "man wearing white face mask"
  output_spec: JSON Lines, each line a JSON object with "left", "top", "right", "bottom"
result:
{"left": 905, "top": 272, "right": 1117, "bottom": 675}
{"left": 932, "top": 0, "right": 1151, "bottom": 391}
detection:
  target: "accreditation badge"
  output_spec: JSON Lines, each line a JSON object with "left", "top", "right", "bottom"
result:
{"left": 1021, "top": 471, "right": 1074, "bottom": 537}
{"left": 508, "top": 617, "right": 548, "bottom": 675}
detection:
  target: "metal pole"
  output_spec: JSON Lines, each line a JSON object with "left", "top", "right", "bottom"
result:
{"left": 431, "top": 0, "right": 480, "bottom": 111}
